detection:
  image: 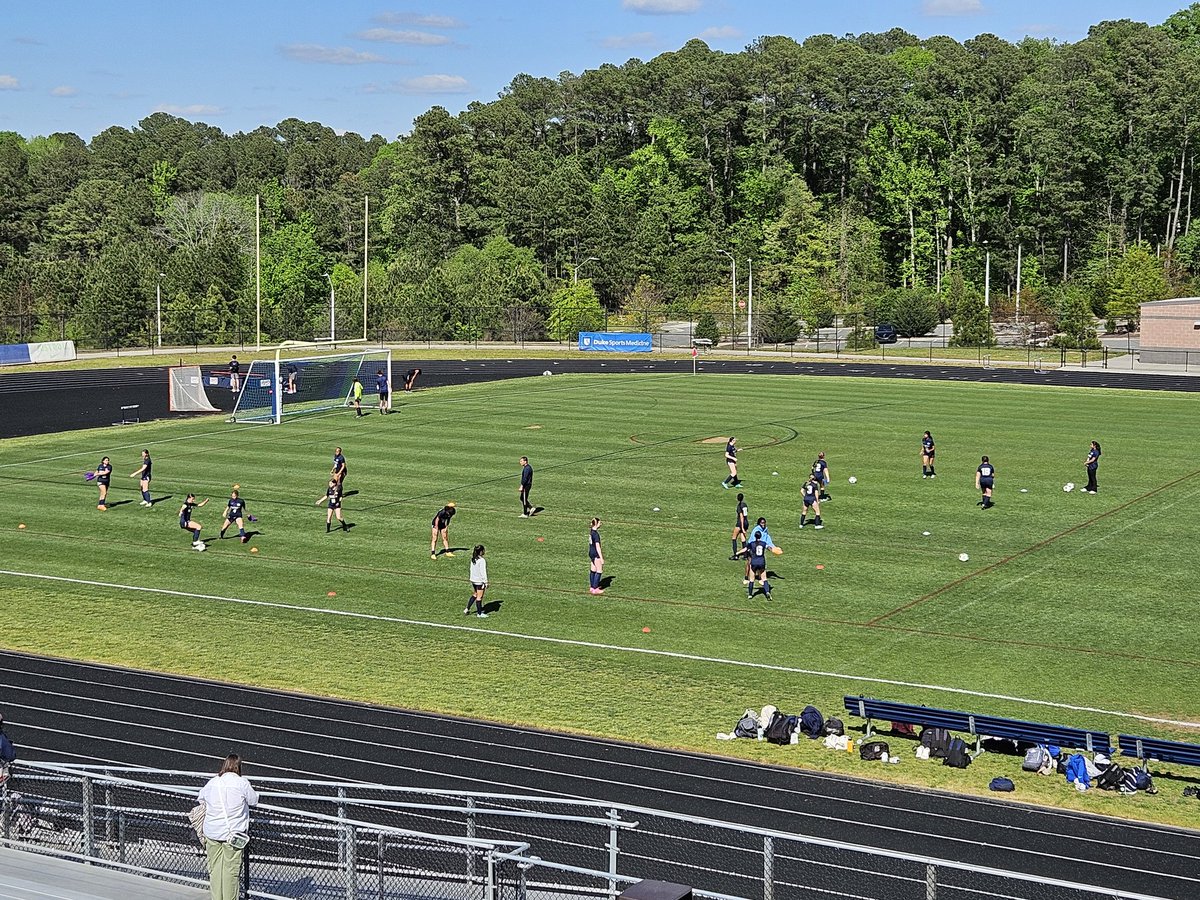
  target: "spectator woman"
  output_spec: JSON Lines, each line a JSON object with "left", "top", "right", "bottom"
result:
{"left": 198, "top": 754, "right": 259, "bottom": 900}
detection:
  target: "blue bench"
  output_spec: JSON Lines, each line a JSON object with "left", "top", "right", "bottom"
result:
{"left": 1119, "top": 734, "right": 1200, "bottom": 773}
{"left": 843, "top": 695, "right": 1112, "bottom": 757}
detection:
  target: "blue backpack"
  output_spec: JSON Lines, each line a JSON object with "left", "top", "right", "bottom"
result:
{"left": 799, "top": 705, "right": 825, "bottom": 739}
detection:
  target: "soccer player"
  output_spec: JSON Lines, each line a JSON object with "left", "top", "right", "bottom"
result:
{"left": 317, "top": 479, "right": 348, "bottom": 532}
{"left": 722, "top": 437, "right": 742, "bottom": 489}
{"left": 1083, "top": 440, "right": 1101, "bottom": 494}
{"left": 588, "top": 517, "right": 604, "bottom": 594}
{"left": 743, "top": 516, "right": 777, "bottom": 583}
{"left": 921, "top": 431, "right": 937, "bottom": 478}
{"left": 403, "top": 367, "right": 421, "bottom": 393}
{"left": 286, "top": 363, "right": 298, "bottom": 395}
{"left": 95, "top": 456, "right": 113, "bottom": 510}
{"left": 375, "top": 369, "right": 389, "bottom": 415}
{"left": 519, "top": 456, "right": 534, "bottom": 517}
{"left": 466, "top": 545, "right": 488, "bottom": 617}
{"left": 430, "top": 502, "right": 456, "bottom": 559}
{"left": 730, "top": 492, "right": 749, "bottom": 559}
{"left": 331, "top": 447, "right": 347, "bottom": 488}
{"left": 976, "top": 455, "right": 996, "bottom": 509}
{"left": 812, "top": 451, "right": 831, "bottom": 500}
{"left": 228, "top": 355, "right": 240, "bottom": 393}
{"left": 800, "top": 474, "right": 823, "bottom": 529}
{"left": 130, "top": 449, "right": 153, "bottom": 507}
{"left": 219, "top": 489, "right": 250, "bottom": 543}
{"left": 179, "top": 493, "right": 209, "bottom": 551}
{"left": 351, "top": 379, "right": 364, "bottom": 417}
{"left": 736, "top": 528, "right": 772, "bottom": 600}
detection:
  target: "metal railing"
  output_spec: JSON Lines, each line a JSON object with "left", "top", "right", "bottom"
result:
{"left": 2, "top": 762, "right": 1179, "bottom": 900}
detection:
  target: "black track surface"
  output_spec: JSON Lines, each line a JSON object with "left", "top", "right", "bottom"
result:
{"left": 1, "top": 356, "right": 1196, "bottom": 439}
{"left": 3, "top": 650, "right": 1198, "bottom": 899}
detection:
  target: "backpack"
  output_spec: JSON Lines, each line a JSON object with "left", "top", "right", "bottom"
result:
{"left": 1022, "top": 746, "right": 1050, "bottom": 772}
{"left": 859, "top": 740, "right": 890, "bottom": 761}
{"left": 989, "top": 777, "right": 1015, "bottom": 792}
{"left": 1135, "top": 769, "right": 1155, "bottom": 793}
{"left": 1096, "top": 763, "right": 1125, "bottom": 791}
{"left": 733, "top": 711, "right": 759, "bottom": 739}
{"left": 942, "top": 737, "right": 971, "bottom": 769}
{"left": 765, "top": 712, "right": 798, "bottom": 745}
{"left": 799, "top": 705, "right": 824, "bottom": 739}
{"left": 920, "top": 726, "right": 952, "bottom": 758}
{"left": 823, "top": 717, "right": 845, "bottom": 736}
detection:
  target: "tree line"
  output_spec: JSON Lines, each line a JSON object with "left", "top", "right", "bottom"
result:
{"left": 3, "top": 7, "right": 1200, "bottom": 349}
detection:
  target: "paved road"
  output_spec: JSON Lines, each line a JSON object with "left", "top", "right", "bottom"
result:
{"left": 3, "top": 650, "right": 1198, "bottom": 899}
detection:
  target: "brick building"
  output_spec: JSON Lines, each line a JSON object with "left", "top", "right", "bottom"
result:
{"left": 1138, "top": 297, "right": 1200, "bottom": 363}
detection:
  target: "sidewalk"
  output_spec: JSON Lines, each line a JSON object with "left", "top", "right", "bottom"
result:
{"left": 0, "top": 846, "right": 208, "bottom": 900}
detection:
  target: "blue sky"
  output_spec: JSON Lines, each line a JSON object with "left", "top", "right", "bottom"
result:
{"left": 0, "top": 1, "right": 1188, "bottom": 140}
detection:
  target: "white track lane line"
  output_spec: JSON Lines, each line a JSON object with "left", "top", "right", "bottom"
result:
{"left": 2, "top": 568, "right": 1198, "bottom": 730}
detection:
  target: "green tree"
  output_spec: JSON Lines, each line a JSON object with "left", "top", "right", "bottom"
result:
{"left": 1106, "top": 243, "right": 1166, "bottom": 327}
{"left": 1051, "top": 284, "right": 1100, "bottom": 348}
{"left": 887, "top": 287, "right": 940, "bottom": 337}
{"left": 948, "top": 272, "right": 993, "bottom": 346}
{"left": 548, "top": 281, "right": 603, "bottom": 341}
{"left": 694, "top": 310, "right": 720, "bottom": 344}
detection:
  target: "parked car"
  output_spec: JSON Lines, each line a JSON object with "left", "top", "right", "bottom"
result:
{"left": 874, "top": 323, "right": 899, "bottom": 344}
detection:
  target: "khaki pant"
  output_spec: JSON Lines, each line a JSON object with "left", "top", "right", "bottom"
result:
{"left": 204, "top": 837, "right": 243, "bottom": 900}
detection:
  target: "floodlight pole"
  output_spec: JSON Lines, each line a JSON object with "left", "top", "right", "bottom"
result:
{"left": 255, "top": 194, "right": 261, "bottom": 351}
{"left": 363, "top": 196, "right": 369, "bottom": 342}
{"left": 324, "top": 272, "right": 335, "bottom": 343}
{"left": 717, "top": 249, "right": 736, "bottom": 349}
{"left": 572, "top": 256, "right": 599, "bottom": 285}
{"left": 984, "top": 241, "right": 991, "bottom": 309}
{"left": 155, "top": 273, "right": 164, "bottom": 348}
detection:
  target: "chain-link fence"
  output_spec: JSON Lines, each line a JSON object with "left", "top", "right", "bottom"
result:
{"left": 3, "top": 763, "right": 1178, "bottom": 900}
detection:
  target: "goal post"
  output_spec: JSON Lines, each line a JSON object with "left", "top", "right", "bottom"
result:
{"left": 168, "top": 366, "right": 220, "bottom": 412}
{"left": 229, "top": 348, "right": 392, "bottom": 424}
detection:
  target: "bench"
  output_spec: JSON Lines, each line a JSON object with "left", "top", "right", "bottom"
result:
{"left": 691, "top": 339, "right": 712, "bottom": 351}
{"left": 1119, "top": 734, "right": 1200, "bottom": 773}
{"left": 843, "top": 695, "right": 1112, "bottom": 757}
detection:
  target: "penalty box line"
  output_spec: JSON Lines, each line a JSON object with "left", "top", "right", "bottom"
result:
{"left": 2, "top": 567, "right": 1198, "bottom": 732}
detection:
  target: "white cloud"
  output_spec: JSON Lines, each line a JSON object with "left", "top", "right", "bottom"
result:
{"left": 281, "top": 44, "right": 392, "bottom": 65}
{"left": 51, "top": 85, "right": 77, "bottom": 97}
{"left": 374, "top": 12, "right": 465, "bottom": 28}
{"left": 697, "top": 25, "right": 741, "bottom": 41}
{"left": 922, "top": 0, "right": 984, "bottom": 15}
{"left": 602, "top": 31, "right": 657, "bottom": 49}
{"left": 0, "top": 75, "right": 19, "bottom": 90}
{"left": 356, "top": 28, "right": 452, "bottom": 46}
{"left": 623, "top": 0, "right": 701, "bottom": 14}
{"left": 364, "top": 74, "right": 470, "bottom": 94}
{"left": 154, "top": 103, "right": 224, "bottom": 116}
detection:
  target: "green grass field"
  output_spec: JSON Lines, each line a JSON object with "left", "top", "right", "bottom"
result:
{"left": 2, "top": 371, "right": 1198, "bottom": 825}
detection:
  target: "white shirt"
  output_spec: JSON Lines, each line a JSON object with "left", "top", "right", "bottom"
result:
{"left": 198, "top": 771, "right": 259, "bottom": 840}
{"left": 470, "top": 557, "right": 488, "bottom": 585}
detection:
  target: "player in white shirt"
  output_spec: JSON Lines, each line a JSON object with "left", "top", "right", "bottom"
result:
{"left": 466, "top": 545, "right": 489, "bottom": 618}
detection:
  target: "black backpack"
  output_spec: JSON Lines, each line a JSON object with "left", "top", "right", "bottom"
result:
{"left": 920, "top": 727, "right": 952, "bottom": 758}
{"left": 942, "top": 737, "right": 971, "bottom": 769}
{"left": 824, "top": 717, "right": 845, "bottom": 736}
{"left": 765, "top": 712, "right": 798, "bottom": 745}
{"left": 1096, "top": 763, "right": 1125, "bottom": 791}
{"left": 799, "top": 705, "right": 825, "bottom": 739}
{"left": 859, "top": 740, "right": 890, "bottom": 761}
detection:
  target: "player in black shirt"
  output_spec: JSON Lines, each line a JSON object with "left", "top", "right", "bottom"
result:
{"left": 131, "top": 449, "right": 153, "bottom": 507}
{"left": 430, "top": 502, "right": 457, "bottom": 558}
{"left": 921, "top": 431, "right": 936, "bottom": 478}
{"left": 976, "top": 456, "right": 996, "bottom": 509}
{"left": 219, "top": 489, "right": 250, "bottom": 542}
{"left": 730, "top": 492, "right": 749, "bottom": 559}
{"left": 519, "top": 456, "right": 534, "bottom": 517}
{"left": 94, "top": 457, "right": 113, "bottom": 510}
{"left": 331, "top": 447, "right": 347, "bottom": 488}
{"left": 588, "top": 517, "right": 604, "bottom": 594}
{"left": 404, "top": 367, "right": 421, "bottom": 393}
{"left": 800, "top": 475, "right": 823, "bottom": 529}
{"left": 179, "top": 493, "right": 209, "bottom": 550}
{"left": 228, "top": 355, "right": 240, "bottom": 393}
{"left": 736, "top": 529, "right": 772, "bottom": 599}
{"left": 812, "top": 452, "right": 830, "bottom": 500}
{"left": 721, "top": 437, "right": 742, "bottom": 489}
{"left": 317, "top": 479, "right": 348, "bottom": 532}
{"left": 1083, "top": 440, "right": 1101, "bottom": 494}
{"left": 376, "top": 369, "right": 390, "bottom": 415}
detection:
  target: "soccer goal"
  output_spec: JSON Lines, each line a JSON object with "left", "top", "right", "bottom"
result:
{"left": 168, "top": 366, "right": 220, "bottom": 412}
{"left": 230, "top": 348, "right": 392, "bottom": 424}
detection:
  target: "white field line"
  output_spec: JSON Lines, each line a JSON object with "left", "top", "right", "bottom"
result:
{"left": 3, "top": 568, "right": 1198, "bottom": 731}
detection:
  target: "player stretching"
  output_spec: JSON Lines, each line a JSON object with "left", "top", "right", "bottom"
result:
{"left": 94, "top": 456, "right": 113, "bottom": 510}
{"left": 430, "top": 502, "right": 457, "bottom": 558}
{"left": 317, "top": 479, "right": 348, "bottom": 532}
{"left": 730, "top": 492, "right": 749, "bottom": 559}
{"left": 921, "top": 431, "right": 936, "bottom": 478}
{"left": 179, "top": 493, "right": 209, "bottom": 551}
{"left": 219, "top": 489, "right": 250, "bottom": 543}
{"left": 376, "top": 369, "right": 390, "bottom": 415}
{"left": 812, "top": 452, "right": 831, "bottom": 500}
{"left": 588, "top": 517, "right": 605, "bottom": 594}
{"left": 403, "top": 367, "right": 421, "bottom": 393}
{"left": 799, "top": 474, "right": 823, "bottom": 529}
{"left": 722, "top": 437, "right": 742, "bottom": 489}
{"left": 976, "top": 455, "right": 995, "bottom": 509}
{"left": 331, "top": 447, "right": 347, "bottom": 488}
{"left": 131, "top": 449, "right": 154, "bottom": 507}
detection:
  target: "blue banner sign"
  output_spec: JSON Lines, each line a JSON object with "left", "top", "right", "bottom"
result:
{"left": 577, "top": 332, "right": 653, "bottom": 352}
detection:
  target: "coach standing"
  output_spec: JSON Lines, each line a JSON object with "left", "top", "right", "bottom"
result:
{"left": 519, "top": 456, "right": 535, "bottom": 517}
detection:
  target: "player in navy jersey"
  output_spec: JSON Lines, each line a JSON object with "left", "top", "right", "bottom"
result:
{"left": 1083, "top": 440, "right": 1101, "bottom": 493}
{"left": 331, "top": 448, "right": 347, "bottom": 488}
{"left": 375, "top": 369, "right": 390, "bottom": 415}
{"left": 588, "top": 517, "right": 605, "bottom": 594}
{"left": 219, "top": 489, "right": 250, "bottom": 542}
{"left": 228, "top": 355, "right": 240, "bottom": 393}
{"left": 179, "top": 493, "right": 209, "bottom": 550}
{"left": 131, "top": 449, "right": 153, "bottom": 507}
{"left": 800, "top": 474, "right": 823, "bottom": 529}
{"left": 736, "top": 529, "right": 772, "bottom": 599}
{"left": 518, "top": 456, "right": 534, "bottom": 517}
{"left": 430, "top": 502, "right": 457, "bottom": 558}
{"left": 812, "top": 452, "right": 830, "bottom": 500}
{"left": 976, "top": 455, "right": 996, "bottom": 509}
{"left": 94, "top": 457, "right": 113, "bottom": 510}
{"left": 317, "top": 479, "right": 348, "bottom": 532}
{"left": 730, "top": 492, "right": 749, "bottom": 559}
{"left": 721, "top": 437, "right": 742, "bottom": 489}
{"left": 921, "top": 431, "right": 936, "bottom": 478}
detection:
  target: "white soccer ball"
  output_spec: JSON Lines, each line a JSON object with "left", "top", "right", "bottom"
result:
{"left": 652, "top": 507, "right": 660, "bottom": 512}
{"left": 542, "top": 370, "right": 553, "bottom": 376}
{"left": 196, "top": 542, "right": 207, "bottom": 552}
{"left": 1063, "top": 482, "right": 1075, "bottom": 493}
{"left": 958, "top": 553, "right": 969, "bottom": 562}
{"left": 848, "top": 476, "right": 857, "bottom": 484}
{"left": 922, "top": 531, "right": 931, "bottom": 536}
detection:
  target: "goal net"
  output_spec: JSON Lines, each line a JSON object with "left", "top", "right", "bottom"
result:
{"left": 168, "top": 366, "right": 220, "bottom": 412}
{"left": 230, "top": 349, "right": 392, "bottom": 424}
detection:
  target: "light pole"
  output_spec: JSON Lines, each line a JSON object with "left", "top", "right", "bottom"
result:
{"left": 983, "top": 241, "right": 991, "bottom": 309}
{"left": 155, "top": 273, "right": 165, "bottom": 348}
{"left": 323, "top": 272, "right": 335, "bottom": 342}
{"left": 572, "top": 256, "right": 599, "bottom": 285}
{"left": 717, "top": 249, "right": 736, "bottom": 349}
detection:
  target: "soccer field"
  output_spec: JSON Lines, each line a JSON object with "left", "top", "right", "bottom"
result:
{"left": 2, "top": 372, "right": 1198, "bottom": 817}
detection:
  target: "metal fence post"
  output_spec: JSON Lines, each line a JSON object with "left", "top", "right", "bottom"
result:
{"left": 343, "top": 823, "right": 358, "bottom": 900}
{"left": 607, "top": 808, "right": 621, "bottom": 900}
{"left": 377, "top": 832, "right": 385, "bottom": 899}
{"left": 763, "top": 835, "right": 774, "bottom": 900}
{"left": 486, "top": 851, "right": 496, "bottom": 900}
{"left": 2, "top": 783, "right": 11, "bottom": 840}
{"left": 926, "top": 862, "right": 938, "bottom": 900}
{"left": 82, "top": 775, "right": 95, "bottom": 862}
{"left": 117, "top": 811, "right": 126, "bottom": 865}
